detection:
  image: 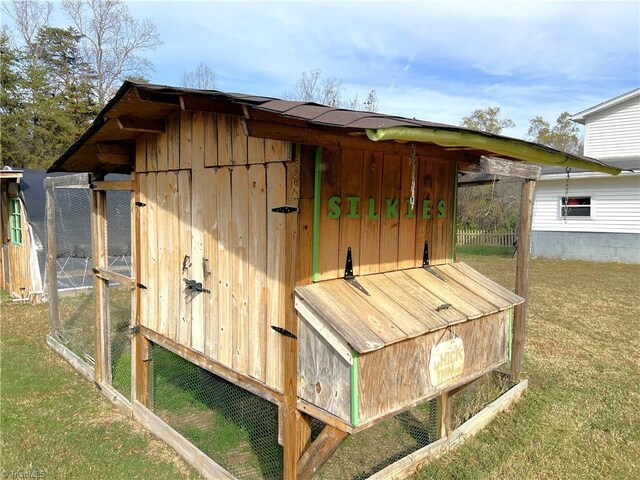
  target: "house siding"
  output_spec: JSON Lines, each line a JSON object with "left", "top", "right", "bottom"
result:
{"left": 583, "top": 95, "right": 640, "bottom": 158}
{"left": 532, "top": 175, "right": 640, "bottom": 234}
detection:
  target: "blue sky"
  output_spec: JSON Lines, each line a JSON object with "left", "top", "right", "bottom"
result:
{"left": 8, "top": 1, "right": 640, "bottom": 138}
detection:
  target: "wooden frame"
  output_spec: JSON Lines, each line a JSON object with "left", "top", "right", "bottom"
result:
{"left": 368, "top": 380, "right": 529, "bottom": 480}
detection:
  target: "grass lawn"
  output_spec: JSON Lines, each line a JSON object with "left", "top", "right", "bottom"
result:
{"left": 1, "top": 255, "right": 638, "bottom": 479}
{"left": 417, "top": 254, "right": 640, "bottom": 479}
{"left": 0, "top": 290, "right": 199, "bottom": 479}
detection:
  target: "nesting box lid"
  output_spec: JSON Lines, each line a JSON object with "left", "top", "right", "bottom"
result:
{"left": 294, "top": 262, "right": 524, "bottom": 354}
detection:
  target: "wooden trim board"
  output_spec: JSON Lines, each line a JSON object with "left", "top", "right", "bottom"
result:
{"left": 140, "top": 326, "right": 284, "bottom": 406}
{"left": 133, "top": 401, "right": 237, "bottom": 480}
{"left": 47, "top": 335, "right": 95, "bottom": 382}
{"left": 367, "top": 379, "right": 529, "bottom": 480}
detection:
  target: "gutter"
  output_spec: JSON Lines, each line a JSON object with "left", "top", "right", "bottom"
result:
{"left": 366, "top": 127, "right": 622, "bottom": 176}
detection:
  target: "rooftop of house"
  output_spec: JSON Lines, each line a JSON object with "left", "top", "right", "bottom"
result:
{"left": 570, "top": 87, "right": 640, "bottom": 124}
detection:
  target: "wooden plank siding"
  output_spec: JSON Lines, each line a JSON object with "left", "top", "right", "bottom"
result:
{"left": 316, "top": 149, "right": 456, "bottom": 281}
{"left": 135, "top": 112, "right": 291, "bottom": 393}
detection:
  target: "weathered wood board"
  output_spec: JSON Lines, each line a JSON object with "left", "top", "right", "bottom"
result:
{"left": 316, "top": 148, "right": 456, "bottom": 280}
{"left": 135, "top": 114, "right": 292, "bottom": 393}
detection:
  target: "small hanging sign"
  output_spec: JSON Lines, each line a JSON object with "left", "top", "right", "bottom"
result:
{"left": 429, "top": 335, "right": 465, "bottom": 387}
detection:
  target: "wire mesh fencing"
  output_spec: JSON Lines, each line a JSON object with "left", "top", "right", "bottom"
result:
{"left": 51, "top": 184, "right": 95, "bottom": 365}
{"left": 311, "top": 400, "right": 438, "bottom": 479}
{"left": 109, "top": 281, "right": 132, "bottom": 399}
{"left": 147, "top": 342, "right": 284, "bottom": 480}
{"left": 48, "top": 180, "right": 134, "bottom": 398}
{"left": 450, "top": 372, "right": 512, "bottom": 431}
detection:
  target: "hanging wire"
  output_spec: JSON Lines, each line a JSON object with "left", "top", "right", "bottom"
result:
{"left": 409, "top": 143, "right": 417, "bottom": 209}
{"left": 563, "top": 167, "right": 571, "bottom": 224}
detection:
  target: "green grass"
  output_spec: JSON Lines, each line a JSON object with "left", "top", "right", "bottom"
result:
{"left": 2, "top": 256, "right": 639, "bottom": 479}
{"left": 0, "top": 291, "right": 199, "bottom": 479}
{"left": 456, "top": 245, "right": 515, "bottom": 257}
{"left": 416, "top": 255, "right": 640, "bottom": 479}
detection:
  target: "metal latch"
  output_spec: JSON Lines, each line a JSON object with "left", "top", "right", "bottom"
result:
{"left": 183, "top": 278, "right": 210, "bottom": 294}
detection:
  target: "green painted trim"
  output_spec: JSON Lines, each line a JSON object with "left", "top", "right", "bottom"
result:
{"left": 312, "top": 147, "right": 322, "bottom": 282}
{"left": 452, "top": 162, "right": 458, "bottom": 262}
{"left": 366, "top": 127, "right": 622, "bottom": 176}
{"left": 508, "top": 307, "right": 514, "bottom": 361}
{"left": 8, "top": 198, "right": 23, "bottom": 245}
{"left": 350, "top": 350, "right": 359, "bottom": 426}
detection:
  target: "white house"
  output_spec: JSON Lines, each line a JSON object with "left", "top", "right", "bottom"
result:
{"left": 532, "top": 88, "right": 640, "bottom": 263}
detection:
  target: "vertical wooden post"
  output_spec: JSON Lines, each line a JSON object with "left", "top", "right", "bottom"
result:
{"left": 436, "top": 391, "right": 452, "bottom": 438}
{"left": 131, "top": 171, "right": 149, "bottom": 405}
{"left": 91, "top": 180, "right": 109, "bottom": 384}
{"left": 511, "top": 179, "right": 536, "bottom": 381}
{"left": 283, "top": 154, "right": 312, "bottom": 479}
{"left": 45, "top": 182, "right": 59, "bottom": 334}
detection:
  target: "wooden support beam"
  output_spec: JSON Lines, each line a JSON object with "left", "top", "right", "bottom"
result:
{"left": 96, "top": 143, "right": 135, "bottom": 166}
{"left": 90, "top": 184, "right": 110, "bottom": 384}
{"left": 116, "top": 116, "right": 166, "bottom": 133}
{"left": 140, "top": 326, "right": 284, "bottom": 406}
{"left": 135, "top": 87, "right": 181, "bottom": 105}
{"left": 133, "top": 401, "right": 236, "bottom": 479}
{"left": 511, "top": 179, "right": 536, "bottom": 381}
{"left": 282, "top": 157, "right": 310, "bottom": 480}
{"left": 92, "top": 267, "right": 135, "bottom": 289}
{"left": 246, "top": 120, "right": 474, "bottom": 162}
{"left": 91, "top": 180, "right": 134, "bottom": 191}
{"left": 297, "top": 425, "right": 349, "bottom": 480}
{"left": 45, "top": 184, "right": 59, "bottom": 331}
{"left": 436, "top": 391, "right": 452, "bottom": 439}
{"left": 47, "top": 335, "right": 95, "bottom": 382}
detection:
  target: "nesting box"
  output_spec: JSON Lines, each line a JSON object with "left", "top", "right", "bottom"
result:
{"left": 295, "top": 266, "right": 522, "bottom": 427}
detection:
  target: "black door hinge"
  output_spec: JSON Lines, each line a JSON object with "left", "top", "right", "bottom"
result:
{"left": 343, "top": 247, "right": 370, "bottom": 296}
{"left": 271, "top": 205, "right": 298, "bottom": 214}
{"left": 271, "top": 326, "right": 297, "bottom": 339}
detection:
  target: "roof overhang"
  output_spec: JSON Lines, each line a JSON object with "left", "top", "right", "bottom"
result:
{"left": 570, "top": 87, "right": 640, "bottom": 123}
{"left": 48, "top": 81, "right": 622, "bottom": 176}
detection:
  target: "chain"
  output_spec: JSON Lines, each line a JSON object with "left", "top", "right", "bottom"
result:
{"left": 409, "top": 142, "right": 416, "bottom": 209}
{"left": 563, "top": 167, "right": 571, "bottom": 224}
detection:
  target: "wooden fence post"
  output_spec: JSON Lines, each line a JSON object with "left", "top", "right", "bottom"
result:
{"left": 45, "top": 183, "right": 59, "bottom": 334}
{"left": 511, "top": 179, "right": 536, "bottom": 381}
{"left": 91, "top": 180, "right": 110, "bottom": 384}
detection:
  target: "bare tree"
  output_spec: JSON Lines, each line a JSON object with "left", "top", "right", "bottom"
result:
{"left": 62, "top": 0, "right": 162, "bottom": 104}
{"left": 2, "top": 0, "right": 54, "bottom": 58}
{"left": 285, "top": 69, "right": 379, "bottom": 112}
{"left": 180, "top": 62, "right": 217, "bottom": 90}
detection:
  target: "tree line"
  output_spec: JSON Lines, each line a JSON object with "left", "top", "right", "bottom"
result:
{"left": 0, "top": 0, "right": 581, "bottom": 192}
{"left": 457, "top": 106, "right": 582, "bottom": 232}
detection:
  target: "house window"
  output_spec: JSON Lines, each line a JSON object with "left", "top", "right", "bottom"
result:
{"left": 560, "top": 196, "right": 592, "bottom": 218}
{"left": 9, "top": 198, "right": 23, "bottom": 245}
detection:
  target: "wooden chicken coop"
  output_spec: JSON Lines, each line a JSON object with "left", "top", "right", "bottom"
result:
{"left": 1, "top": 169, "right": 43, "bottom": 302}
{"left": 47, "top": 82, "right": 620, "bottom": 479}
